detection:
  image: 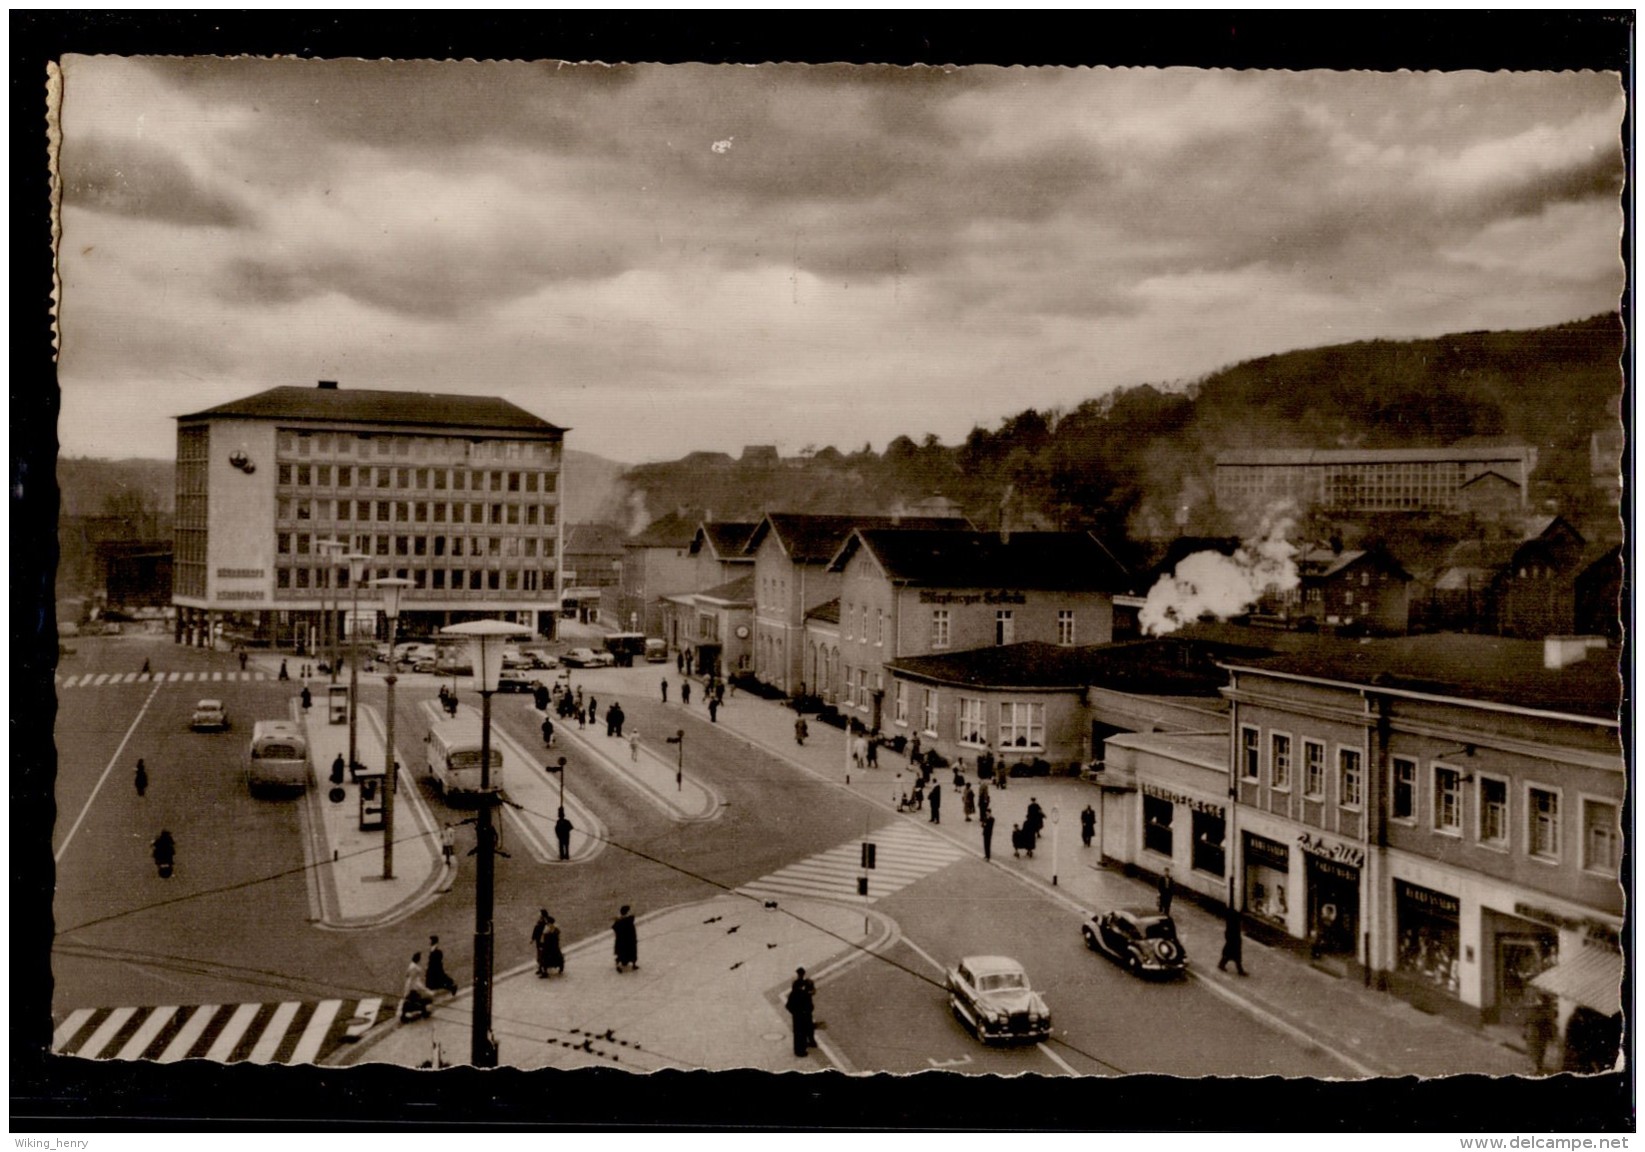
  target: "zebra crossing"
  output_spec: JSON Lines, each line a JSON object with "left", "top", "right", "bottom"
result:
{"left": 56, "top": 670, "right": 270, "bottom": 688}
{"left": 735, "top": 821, "right": 966, "bottom": 906}
{"left": 51, "top": 997, "right": 382, "bottom": 1064}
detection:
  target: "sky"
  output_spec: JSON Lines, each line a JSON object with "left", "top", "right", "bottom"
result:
{"left": 54, "top": 59, "right": 1625, "bottom": 465}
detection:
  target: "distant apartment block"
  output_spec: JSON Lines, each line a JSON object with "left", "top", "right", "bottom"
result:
{"left": 1215, "top": 446, "right": 1536, "bottom": 515}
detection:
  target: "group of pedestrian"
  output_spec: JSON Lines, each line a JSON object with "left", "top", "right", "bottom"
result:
{"left": 438, "top": 685, "right": 460, "bottom": 717}
{"left": 604, "top": 701, "right": 626, "bottom": 738}
{"left": 401, "top": 934, "right": 459, "bottom": 1022}
{"left": 1011, "top": 797, "right": 1046, "bottom": 858}
{"left": 532, "top": 909, "right": 565, "bottom": 977}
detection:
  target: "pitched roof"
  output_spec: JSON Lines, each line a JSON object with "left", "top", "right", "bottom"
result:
{"left": 628, "top": 511, "right": 699, "bottom": 549}
{"left": 692, "top": 521, "right": 759, "bottom": 560}
{"left": 834, "top": 529, "right": 1132, "bottom": 593}
{"left": 1458, "top": 468, "right": 1522, "bottom": 490}
{"left": 748, "top": 512, "right": 971, "bottom": 564}
{"left": 805, "top": 598, "right": 841, "bottom": 625}
{"left": 178, "top": 385, "right": 564, "bottom": 433}
{"left": 1224, "top": 634, "right": 1622, "bottom": 721}
{"left": 887, "top": 636, "right": 1277, "bottom": 693}
{"left": 564, "top": 523, "right": 629, "bottom": 556}
{"left": 1297, "top": 547, "right": 1410, "bottom": 582}
{"left": 696, "top": 572, "right": 755, "bottom": 604}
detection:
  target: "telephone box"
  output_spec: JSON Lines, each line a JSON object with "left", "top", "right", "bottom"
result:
{"left": 358, "top": 764, "right": 385, "bottom": 830}
{"left": 328, "top": 685, "right": 350, "bottom": 725}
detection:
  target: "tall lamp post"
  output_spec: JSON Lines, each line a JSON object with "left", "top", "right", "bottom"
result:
{"left": 345, "top": 553, "right": 369, "bottom": 775}
{"left": 317, "top": 538, "right": 343, "bottom": 684}
{"left": 1051, "top": 805, "right": 1062, "bottom": 886}
{"left": 373, "top": 578, "right": 411, "bottom": 881}
{"left": 441, "top": 618, "right": 531, "bottom": 1068}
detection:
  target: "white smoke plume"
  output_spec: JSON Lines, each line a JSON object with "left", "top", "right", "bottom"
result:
{"left": 626, "top": 490, "right": 650, "bottom": 537}
{"left": 1139, "top": 508, "right": 1300, "bottom": 637}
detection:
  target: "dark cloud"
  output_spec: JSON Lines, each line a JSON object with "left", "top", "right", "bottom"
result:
{"left": 60, "top": 134, "right": 251, "bottom": 228}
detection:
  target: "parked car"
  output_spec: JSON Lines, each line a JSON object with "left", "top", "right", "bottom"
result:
{"left": 562, "top": 646, "right": 616, "bottom": 668}
{"left": 1082, "top": 907, "right": 1187, "bottom": 978}
{"left": 644, "top": 638, "right": 669, "bottom": 663}
{"left": 500, "top": 647, "right": 531, "bottom": 670}
{"left": 527, "top": 650, "right": 560, "bottom": 670}
{"left": 189, "top": 699, "right": 230, "bottom": 732}
{"left": 397, "top": 643, "right": 439, "bottom": 667}
{"left": 496, "top": 673, "right": 544, "bottom": 694}
{"left": 945, "top": 955, "right": 1051, "bottom": 1044}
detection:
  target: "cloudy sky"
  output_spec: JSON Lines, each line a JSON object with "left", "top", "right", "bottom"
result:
{"left": 55, "top": 58, "right": 1624, "bottom": 464}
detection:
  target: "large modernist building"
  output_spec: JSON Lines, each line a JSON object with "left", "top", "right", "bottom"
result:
{"left": 1215, "top": 445, "right": 1536, "bottom": 517}
{"left": 173, "top": 381, "right": 566, "bottom": 647}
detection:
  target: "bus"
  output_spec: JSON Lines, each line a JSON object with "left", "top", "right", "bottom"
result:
{"left": 247, "top": 720, "right": 310, "bottom": 795}
{"left": 425, "top": 714, "right": 505, "bottom": 798}
{"left": 604, "top": 632, "right": 648, "bottom": 667}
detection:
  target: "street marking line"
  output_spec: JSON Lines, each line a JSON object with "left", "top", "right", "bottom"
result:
{"left": 168, "top": 672, "right": 181, "bottom": 681}
{"left": 289, "top": 999, "right": 343, "bottom": 1064}
{"left": 55, "top": 681, "right": 164, "bottom": 863}
{"left": 344, "top": 998, "right": 382, "bottom": 1039}
{"left": 1036, "top": 1041, "right": 1079, "bottom": 1076}
{"left": 115, "top": 1006, "right": 177, "bottom": 1061}
{"left": 93, "top": 674, "right": 110, "bottom": 686}
{"left": 51, "top": 1008, "right": 96, "bottom": 1052}
{"left": 245, "top": 1001, "right": 301, "bottom": 1063}
{"left": 155, "top": 1004, "right": 220, "bottom": 1063}
{"left": 203, "top": 1002, "right": 260, "bottom": 1062}
{"left": 900, "top": 935, "right": 948, "bottom": 977}
{"left": 124, "top": 673, "right": 139, "bottom": 683}
{"left": 75, "top": 1007, "right": 137, "bottom": 1060}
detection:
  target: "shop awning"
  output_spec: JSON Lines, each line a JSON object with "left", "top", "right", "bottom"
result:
{"left": 1532, "top": 945, "right": 1623, "bottom": 1016}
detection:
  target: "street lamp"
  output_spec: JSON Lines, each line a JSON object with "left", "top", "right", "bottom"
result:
{"left": 441, "top": 617, "right": 531, "bottom": 1068}
{"left": 1051, "top": 804, "right": 1061, "bottom": 887}
{"left": 317, "top": 538, "right": 343, "bottom": 684}
{"left": 666, "top": 729, "right": 683, "bottom": 791}
{"left": 373, "top": 577, "right": 412, "bottom": 881}
{"left": 345, "top": 553, "right": 369, "bottom": 776}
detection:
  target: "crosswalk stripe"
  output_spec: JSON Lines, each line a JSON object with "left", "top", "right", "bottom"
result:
{"left": 345, "top": 998, "right": 382, "bottom": 1040}
{"left": 289, "top": 999, "right": 343, "bottom": 1064}
{"left": 246, "top": 1001, "right": 301, "bottom": 1063}
{"left": 212, "top": 672, "right": 223, "bottom": 682}
{"left": 93, "top": 674, "right": 110, "bottom": 686}
{"left": 734, "top": 824, "right": 962, "bottom": 906}
{"left": 52, "top": 1008, "right": 96, "bottom": 1052}
{"left": 120, "top": 673, "right": 136, "bottom": 683}
{"left": 167, "top": 671, "right": 180, "bottom": 681}
{"left": 155, "top": 1004, "right": 222, "bottom": 1063}
{"left": 203, "top": 1003, "right": 261, "bottom": 1062}
{"left": 114, "top": 1005, "right": 177, "bottom": 1061}
{"left": 75, "top": 1007, "right": 137, "bottom": 1059}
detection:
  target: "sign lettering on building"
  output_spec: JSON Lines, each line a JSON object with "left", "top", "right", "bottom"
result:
{"left": 1513, "top": 902, "right": 1621, "bottom": 950}
{"left": 917, "top": 590, "right": 1028, "bottom": 606}
{"left": 1396, "top": 880, "right": 1460, "bottom": 918}
{"left": 217, "top": 591, "right": 266, "bottom": 601}
{"left": 1141, "top": 782, "right": 1224, "bottom": 818}
{"left": 1295, "top": 832, "right": 1365, "bottom": 870}
{"left": 216, "top": 568, "right": 265, "bottom": 579}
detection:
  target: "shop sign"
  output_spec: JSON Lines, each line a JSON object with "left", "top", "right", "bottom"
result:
{"left": 1396, "top": 880, "right": 1459, "bottom": 919}
{"left": 218, "top": 590, "right": 266, "bottom": 601}
{"left": 1243, "top": 832, "right": 1290, "bottom": 871}
{"left": 1295, "top": 831, "right": 1364, "bottom": 870}
{"left": 1142, "top": 782, "right": 1224, "bottom": 817}
{"left": 917, "top": 590, "right": 1028, "bottom": 606}
{"left": 216, "top": 567, "right": 265, "bottom": 579}
{"left": 1513, "top": 901, "right": 1621, "bottom": 950}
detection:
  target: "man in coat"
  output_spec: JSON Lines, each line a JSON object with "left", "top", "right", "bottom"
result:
{"left": 786, "top": 967, "right": 817, "bottom": 1056}
{"left": 1217, "top": 910, "right": 1246, "bottom": 975}
{"left": 613, "top": 904, "right": 639, "bottom": 971}
{"left": 554, "top": 808, "right": 574, "bottom": 861}
{"left": 1157, "top": 868, "right": 1175, "bottom": 915}
{"left": 1080, "top": 804, "right": 1096, "bottom": 848}
{"left": 927, "top": 781, "right": 942, "bottom": 824}
{"left": 981, "top": 813, "right": 996, "bottom": 860}
{"left": 426, "top": 934, "right": 459, "bottom": 994}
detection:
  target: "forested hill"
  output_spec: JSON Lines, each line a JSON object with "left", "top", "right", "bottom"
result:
{"left": 619, "top": 313, "right": 1624, "bottom": 546}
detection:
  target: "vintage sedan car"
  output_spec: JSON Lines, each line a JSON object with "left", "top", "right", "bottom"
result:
{"left": 1082, "top": 906, "right": 1188, "bottom": 977}
{"left": 189, "top": 699, "right": 230, "bottom": 732}
{"left": 527, "top": 650, "right": 560, "bottom": 670}
{"left": 561, "top": 646, "right": 616, "bottom": 668}
{"left": 496, "top": 673, "right": 544, "bottom": 694}
{"left": 945, "top": 955, "right": 1052, "bottom": 1044}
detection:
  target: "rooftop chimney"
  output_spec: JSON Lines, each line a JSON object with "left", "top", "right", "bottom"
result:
{"left": 317, "top": 380, "right": 339, "bottom": 390}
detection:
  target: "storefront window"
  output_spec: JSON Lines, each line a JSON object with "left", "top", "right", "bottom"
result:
{"left": 1143, "top": 795, "right": 1173, "bottom": 858}
{"left": 1191, "top": 809, "right": 1225, "bottom": 876}
{"left": 1243, "top": 833, "right": 1290, "bottom": 926}
{"left": 1395, "top": 881, "right": 1460, "bottom": 995}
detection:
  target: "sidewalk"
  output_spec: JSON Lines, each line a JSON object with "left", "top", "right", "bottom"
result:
{"left": 655, "top": 668, "right": 1535, "bottom": 1078}
{"left": 341, "top": 894, "right": 889, "bottom": 1070}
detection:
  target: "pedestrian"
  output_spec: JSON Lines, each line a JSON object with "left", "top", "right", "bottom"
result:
{"left": 575, "top": 686, "right": 584, "bottom": 711}
{"left": 786, "top": 967, "right": 817, "bottom": 1056}
{"left": 141, "top": 657, "right": 151, "bottom": 675}
{"left": 540, "top": 915, "right": 565, "bottom": 976}
{"left": 1217, "top": 911, "right": 1247, "bottom": 976}
{"left": 554, "top": 808, "right": 573, "bottom": 861}
{"left": 912, "top": 780, "right": 925, "bottom": 811}
{"left": 676, "top": 651, "right": 684, "bottom": 674}
{"left": 133, "top": 758, "right": 149, "bottom": 797}
{"left": 629, "top": 731, "right": 641, "bottom": 762}
{"left": 866, "top": 736, "right": 878, "bottom": 768}
{"left": 1010, "top": 823, "right": 1025, "bottom": 858}
{"left": 239, "top": 650, "right": 248, "bottom": 671}
{"left": 981, "top": 813, "right": 996, "bottom": 860}
{"left": 401, "top": 952, "right": 434, "bottom": 1021}
{"left": 301, "top": 685, "right": 312, "bottom": 712}
{"left": 278, "top": 659, "right": 289, "bottom": 681}
{"left": 426, "top": 935, "right": 459, "bottom": 994}
{"left": 962, "top": 782, "right": 976, "bottom": 822}
{"left": 708, "top": 697, "right": 719, "bottom": 723}
{"left": 661, "top": 679, "right": 669, "bottom": 703}
{"left": 605, "top": 703, "right": 617, "bottom": 737}
{"left": 613, "top": 905, "right": 639, "bottom": 972}
{"left": 928, "top": 781, "right": 942, "bottom": 824}
{"left": 541, "top": 716, "right": 555, "bottom": 747}
{"left": 681, "top": 681, "right": 691, "bottom": 706}
{"left": 151, "top": 827, "right": 177, "bottom": 877}
{"left": 1025, "top": 797, "right": 1045, "bottom": 837}
{"left": 1157, "top": 868, "right": 1174, "bottom": 915}
{"left": 978, "top": 781, "right": 991, "bottom": 820}
{"left": 910, "top": 733, "right": 922, "bottom": 764}
{"left": 588, "top": 696, "right": 598, "bottom": 727}
{"left": 1524, "top": 995, "right": 1556, "bottom": 1073}
{"left": 952, "top": 764, "right": 964, "bottom": 790}
{"left": 795, "top": 717, "right": 809, "bottom": 746}
{"left": 1080, "top": 804, "right": 1096, "bottom": 848}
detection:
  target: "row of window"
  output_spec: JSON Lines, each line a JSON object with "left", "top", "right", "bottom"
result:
{"left": 279, "top": 533, "right": 557, "bottom": 560}
{"left": 916, "top": 609, "right": 1078, "bottom": 650}
{"left": 276, "top": 430, "right": 559, "bottom": 464}
{"left": 276, "top": 566, "right": 550, "bottom": 593}
{"left": 1242, "top": 726, "right": 1619, "bottom": 872}
{"left": 276, "top": 463, "right": 556, "bottom": 494}
{"left": 886, "top": 683, "right": 1047, "bottom": 751}
{"left": 277, "top": 499, "right": 557, "bottom": 527}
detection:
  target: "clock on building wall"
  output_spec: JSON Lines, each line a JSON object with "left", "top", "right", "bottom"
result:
{"left": 735, "top": 625, "right": 750, "bottom": 639}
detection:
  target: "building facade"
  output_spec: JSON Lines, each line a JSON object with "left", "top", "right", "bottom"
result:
{"left": 1215, "top": 446, "right": 1536, "bottom": 517}
{"left": 173, "top": 381, "right": 566, "bottom": 648}
{"left": 615, "top": 512, "right": 699, "bottom": 637}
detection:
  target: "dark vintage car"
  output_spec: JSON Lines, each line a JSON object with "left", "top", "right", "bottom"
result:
{"left": 496, "top": 673, "right": 544, "bottom": 694}
{"left": 1081, "top": 906, "right": 1187, "bottom": 977}
{"left": 945, "top": 955, "right": 1052, "bottom": 1044}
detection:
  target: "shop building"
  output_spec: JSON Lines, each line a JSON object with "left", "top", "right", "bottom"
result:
{"left": 172, "top": 381, "right": 566, "bottom": 648}
{"left": 1219, "top": 633, "right": 1622, "bottom": 1042}
{"left": 661, "top": 572, "right": 754, "bottom": 679}
{"left": 615, "top": 511, "right": 699, "bottom": 636}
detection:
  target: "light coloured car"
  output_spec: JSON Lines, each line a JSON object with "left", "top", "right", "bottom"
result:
{"left": 945, "top": 955, "right": 1052, "bottom": 1045}
{"left": 189, "top": 699, "right": 230, "bottom": 732}
{"left": 527, "top": 650, "right": 560, "bottom": 670}
{"left": 561, "top": 646, "right": 616, "bottom": 668}
{"left": 500, "top": 647, "right": 531, "bottom": 670}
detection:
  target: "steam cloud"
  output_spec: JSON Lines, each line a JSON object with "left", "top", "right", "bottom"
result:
{"left": 1139, "top": 511, "right": 1300, "bottom": 637}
